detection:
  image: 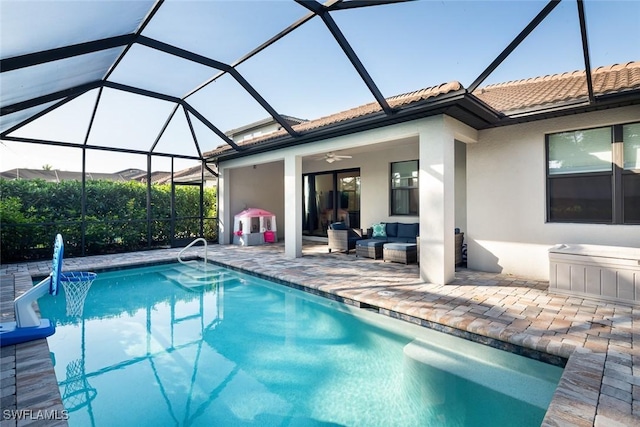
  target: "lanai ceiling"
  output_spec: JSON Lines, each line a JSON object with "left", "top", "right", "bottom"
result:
{"left": 1, "top": 0, "right": 639, "bottom": 168}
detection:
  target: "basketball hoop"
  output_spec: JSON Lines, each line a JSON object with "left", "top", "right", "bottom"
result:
{"left": 1, "top": 234, "right": 64, "bottom": 346}
{"left": 60, "top": 272, "right": 97, "bottom": 317}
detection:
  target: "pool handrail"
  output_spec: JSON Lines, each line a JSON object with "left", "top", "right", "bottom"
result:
{"left": 178, "top": 238, "right": 208, "bottom": 267}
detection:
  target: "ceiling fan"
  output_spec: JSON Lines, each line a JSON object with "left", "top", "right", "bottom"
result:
{"left": 315, "top": 152, "right": 353, "bottom": 163}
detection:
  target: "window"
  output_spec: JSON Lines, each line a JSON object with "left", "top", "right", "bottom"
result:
{"left": 391, "top": 160, "right": 418, "bottom": 215}
{"left": 546, "top": 122, "right": 640, "bottom": 224}
{"left": 623, "top": 123, "right": 640, "bottom": 222}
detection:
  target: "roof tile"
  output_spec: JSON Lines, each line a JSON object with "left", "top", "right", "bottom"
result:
{"left": 474, "top": 61, "right": 640, "bottom": 113}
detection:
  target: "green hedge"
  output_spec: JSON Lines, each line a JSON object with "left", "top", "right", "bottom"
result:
{"left": 0, "top": 179, "right": 217, "bottom": 262}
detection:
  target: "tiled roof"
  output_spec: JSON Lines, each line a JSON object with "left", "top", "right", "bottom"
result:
{"left": 474, "top": 61, "right": 640, "bottom": 113}
{"left": 293, "top": 81, "right": 463, "bottom": 134}
{"left": 208, "top": 81, "right": 462, "bottom": 156}
{"left": 208, "top": 62, "right": 640, "bottom": 158}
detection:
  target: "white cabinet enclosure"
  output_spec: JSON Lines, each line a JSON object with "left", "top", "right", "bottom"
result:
{"left": 549, "top": 244, "right": 640, "bottom": 305}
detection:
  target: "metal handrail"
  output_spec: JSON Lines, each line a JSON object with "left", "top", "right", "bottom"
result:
{"left": 178, "top": 238, "right": 208, "bottom": 266}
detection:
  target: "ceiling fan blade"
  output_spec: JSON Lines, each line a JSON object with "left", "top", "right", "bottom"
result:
{"left": 314, "top": 152, "right": 352, "bottom": 163}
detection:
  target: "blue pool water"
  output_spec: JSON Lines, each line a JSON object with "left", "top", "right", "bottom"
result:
{"left": 40, "top": 262, "right": 563, "bottom": 426}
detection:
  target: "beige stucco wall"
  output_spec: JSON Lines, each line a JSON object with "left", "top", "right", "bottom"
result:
{"left": 228, "top": 161, "right": 285, "bottom": 242}
{"left": 467, "top": 105, "right": 640, "bottom": 279}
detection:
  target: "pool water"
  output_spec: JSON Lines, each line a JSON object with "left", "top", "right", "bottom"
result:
{"left": 40, "top": 262, "right": 563, "bottom": 427}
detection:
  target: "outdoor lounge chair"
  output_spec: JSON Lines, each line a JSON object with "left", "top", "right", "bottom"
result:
{"left": 327, "top": 222, "right": 363, "bottom": 254}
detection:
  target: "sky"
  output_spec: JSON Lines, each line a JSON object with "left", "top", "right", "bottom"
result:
{"left": 1, "top": 0, "right": 639, "bottom": 173}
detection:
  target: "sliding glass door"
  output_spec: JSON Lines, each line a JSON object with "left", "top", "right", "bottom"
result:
{"left": 303, "top": 169, "right": 360, "bottom": 237}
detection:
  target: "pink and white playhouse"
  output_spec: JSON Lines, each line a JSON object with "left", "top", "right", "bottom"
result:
{"left": 232, "top": 208, "right": 278, "bottom": 246}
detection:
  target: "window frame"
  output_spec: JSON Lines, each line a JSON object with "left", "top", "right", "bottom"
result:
{"left": 389, "top": 159, "right": 419, "bottom": 216}
{"left": 545, "top": 121, "right": 640, "bottom": 224}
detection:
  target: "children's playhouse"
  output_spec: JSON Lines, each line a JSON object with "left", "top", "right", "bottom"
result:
{"left": 232, "top": 208, "right": 278, "bottom": 246}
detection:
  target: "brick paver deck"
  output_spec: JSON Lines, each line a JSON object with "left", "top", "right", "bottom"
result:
{"left": 1, "top": 242, "right": 638, "bottom": 426}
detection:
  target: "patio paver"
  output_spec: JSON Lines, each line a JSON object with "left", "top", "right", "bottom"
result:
{"left": 1, "top": 242, "right": 639, "bottom": 426}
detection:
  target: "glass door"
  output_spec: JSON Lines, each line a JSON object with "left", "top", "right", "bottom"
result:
{"left": 337, "top": 171, "right": 361, "bottom": 229}
{"left": 303, "top": 169, "right": 360, "bottom": 237}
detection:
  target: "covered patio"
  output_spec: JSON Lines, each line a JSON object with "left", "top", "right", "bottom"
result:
{"left": 2, "top": 244, "right": 639, "bottom": 426}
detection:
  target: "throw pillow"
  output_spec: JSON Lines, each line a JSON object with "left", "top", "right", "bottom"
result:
{"left": 371, "top": 223, "right": 387, "bottom": 238}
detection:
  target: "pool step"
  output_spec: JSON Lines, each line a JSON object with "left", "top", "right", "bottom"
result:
{"left": 403, "top": 339, "right": 558, "bottom": 409}
{"left": 161, "top": 265, "right": 241, "bottom": 291}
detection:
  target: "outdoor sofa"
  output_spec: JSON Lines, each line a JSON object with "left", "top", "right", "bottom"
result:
{"left": 366, "top": 222, "right": 419, "bottom": 243}
{"left": 356, "top": 222, "right": 419, "bottom": 260}
{"left": 357, "top": 222, "right": 464, "bottom": 265}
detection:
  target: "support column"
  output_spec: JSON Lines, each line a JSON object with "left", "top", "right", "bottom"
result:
{"left": 419, "top": 116, "right": 456, "bottom": 285}
{"left": 217, "top": 166, "right": 231, "bottom": 245}
{"left": 284, "top": 153, "right": 303, "bottom": 258}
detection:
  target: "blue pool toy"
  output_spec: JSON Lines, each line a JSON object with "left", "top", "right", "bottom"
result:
{"left": 0, "top": 234, "right": 63, "bottom": 347}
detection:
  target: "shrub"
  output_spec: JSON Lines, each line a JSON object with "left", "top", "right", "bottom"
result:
{"left": 0, "top": 178, "right": 217, "bottom": 262}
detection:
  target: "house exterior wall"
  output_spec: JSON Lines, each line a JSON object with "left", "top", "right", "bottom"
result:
{"left": 467, "top": 105, "right": 640, "bottom": 280}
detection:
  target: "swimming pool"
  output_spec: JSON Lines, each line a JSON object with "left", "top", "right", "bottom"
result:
{"left": 40, "top": 262, "right": 563, "bottom": 426}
